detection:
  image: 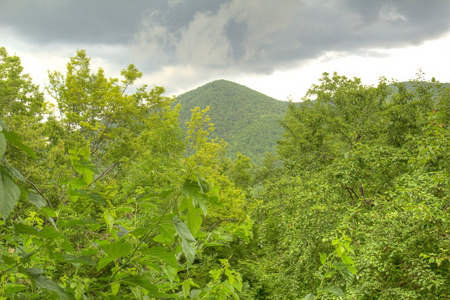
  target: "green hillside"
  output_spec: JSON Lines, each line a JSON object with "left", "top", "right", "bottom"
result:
{"left": 176, "top": 80, "right": 289, "bottom": 163}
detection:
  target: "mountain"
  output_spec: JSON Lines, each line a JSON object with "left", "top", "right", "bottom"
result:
{"left": 176, "top": 80, "right": 289, "bottom": 164}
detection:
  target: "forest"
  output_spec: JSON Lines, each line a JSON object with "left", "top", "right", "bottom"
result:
{"left": 0, "top": 47, "right": 449, "bottom": 299}
{"left": 176, "top": 79, "right": 288, "bottom": 164}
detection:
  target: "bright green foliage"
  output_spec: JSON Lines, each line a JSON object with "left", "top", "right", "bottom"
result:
{"left": 243, "top": 73, "right": 450, "bottom": 299}
{"left": 0, "top": 47, "right": 46, "bottom": 125}
{"left": 2, "top": 47, "right": 450, "bottom": 299}
{"left": 0, "top": 50, "right": 247, "bottom": 299}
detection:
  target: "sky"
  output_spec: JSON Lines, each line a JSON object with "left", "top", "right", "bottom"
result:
{"left": 1, "top": 0, "right": 450, "bottom": 101}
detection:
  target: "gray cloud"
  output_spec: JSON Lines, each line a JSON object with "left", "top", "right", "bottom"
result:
{"left": 1, "top": 0, "right": 449, "bottom": 75}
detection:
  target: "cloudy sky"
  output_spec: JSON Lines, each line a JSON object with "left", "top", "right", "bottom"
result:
{"left": 1, "top": 0, "right": 450, "bottom": 100}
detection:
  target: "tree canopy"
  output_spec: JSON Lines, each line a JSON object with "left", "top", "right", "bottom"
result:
{"left": 0, "top": 48, "right": 449, "bottom": 299}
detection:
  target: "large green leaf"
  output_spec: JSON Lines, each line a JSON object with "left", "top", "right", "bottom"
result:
{"left": 196, "top": 174, "right": 210, "bottom": 193}
{"left": 120, "top": 275, "right": 159, "bottom": 296}
{"left": 302, "top": 293, "right": 316, "bottom": 300}
{"left": 14, "top": 223, "right": 63, "bottom": 239}
{"left": 100, "top": 239, "right": 132, "bottom": 260}
{"left": 181, "top": 239, "right": 195, "bottom": 265}
{"left": 73, "top": 189, "right": 107, "bottom": 205}
{"left": 1, "top": 158, "right": 25, "bottom": 181}
{"left": 27, "top": 193, "right": 47, "bottom": 209}
{"left": 0, "top": 171, "right": 21, "bottom": 222}
{"left": 0, "top": 118, "right": 10, "bottom": 131}
{"left": 14, "top": 223, "right": 39, "bottom": 235}
{"left": 322, "top": 285, "right": 345, "bottom": 297}
{"left": 73, "top": 160, "right": 99, "bottom": 185}
{"left": 142, "top": 247, "right": 178, "bottom": 268}
{"left": 61, "top": 254, "right": 96, "bottom": 266}
{"left": 157, "top": 214, "right": 177, "bottom": 243}
{"left": 173, "top": 216, "right": 196, "bottom": 265}
{"left": 173, "top": 216, "right": 195, "bottom": 242}
{"left": 183, "top": 198, "right": 202, "bottom": 235}
{"left": 21, "top": 268, "right": 70, "bottom": 300}
{"left": 181, "top": 179, "right": 208, "bottom": 215}
{"left": 0, "top": 132, "right": 6, "bottom": 159}
{"left": 2, "top": 130, "right": 36, "bottom": 159}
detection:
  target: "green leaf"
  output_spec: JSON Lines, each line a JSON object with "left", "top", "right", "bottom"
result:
{"left": 1, "top": 158, "right": 25, "bottom": 181}
{"left": 14, "top": 223, "right": 64, "bottom": 240}
{"left": 74, "top": 189, "right": 107, "bottom": 205}
{"left": 0, "top": 118, "right": 10, "bottom": 131}
{"left": 181, "top": 179, "right": 208, "bottom": 215}
{"left": 22, "top": 268, "right": 70, "bottom": 300}
{"left": 100, "top": 239, "right": 132, "bottom": 260}
{"left": 2, "top": 254, "right": 16, "bottom": 265}
{"left": 120, "top": 275, "right": 159, "bottom": 296}
{"left": 28, "top": 192, "right": 47, "bottom": 209}
{"left": 322, "top": 285, "right": 345, "bottom": 297}
{"left": 0, "top": 132, "right": 6, "bottom": 159}
{"left": 163, "top": 264, "right": 178, "bottom": 283}
{"left": 157, "top": 215, "right": 177, "bottom": 243}
{"left": 340, "top": 252, "right": 354, "bottom": 266}
{"left": 182, "top": 197, "right": 203, "bottom": 235}
{"left": 0, "top": 171, "right": 21, "bottom": 222}
{"left": 143, "top": 247, "right": 178, "bottom": 268}
{"left": 129, "top": 227, "right": 148, "bottom": 238}
{"left": 2, "top": 130, "right": 36, "bottom": 159}
{"left": 61, "top": 254, "right": 96, "bottom": 266}
{"left": 173, "top": 216, "right": 195, "bottom": 242}
{"left": 35, "top": 226, "right": 63, "bottom": 239}
{"left": 58, "top": 219, "right": 99, "bottom": 228}
{"left": 339, "top": 267, "right": 355, "bottom": 284}
{"left": 4, "top": 284, "right": 27, "bottom": 295}
{"left": 181, "top": 238, "right": 195, "bottom": 265}
{"left": 73, "top": 160, "right": 98, "bottom": 185}
{"left": 196, "top": 174, "right": 210, "bottom": 193}
{"left": 97, "top": 256, "right": 114, "bottom": 271}
{"left": 14, "top": 223, "right": 39, "bottom": 235}
{"left": 173, "top": 216, "right": 196, "bottom": 264}
{"left": 302, "top": 293, "right": 316, "bottom": 300}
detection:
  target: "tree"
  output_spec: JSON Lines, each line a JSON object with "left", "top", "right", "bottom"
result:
{"left": 249, "top": 72, "right": 450, "bottom": 298}
{"left": 0, "top": 49, "right": 247, "bottom": 299}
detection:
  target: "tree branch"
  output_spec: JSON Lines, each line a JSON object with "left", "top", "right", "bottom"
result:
{"left": 25, "top": 178, "right": 53, "bottom": 209}
{"left": 89, "top": 162, "right": 118, "bottom": 187}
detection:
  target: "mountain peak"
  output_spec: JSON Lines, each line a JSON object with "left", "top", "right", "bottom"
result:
{"left": 176, "top": 80, "right": 288, "bottom": 164}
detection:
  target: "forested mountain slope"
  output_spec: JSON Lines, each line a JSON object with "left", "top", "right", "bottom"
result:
{"left": 176, "top": 80, "right": 289, "bottom": 163}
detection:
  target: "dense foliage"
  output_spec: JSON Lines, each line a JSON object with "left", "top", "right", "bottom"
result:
{"left": 176, "top": 80, "right": 288, "bottom": 164}
{"left": 240, "top": 73, "right": 450, "bottom": 299}
{"left": 1, "top": 47, "right": 449, "bottom": 299}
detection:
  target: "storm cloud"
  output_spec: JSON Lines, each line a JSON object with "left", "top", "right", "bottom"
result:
{"left": 1, "top": 0, "right": 449, "bottom": 79}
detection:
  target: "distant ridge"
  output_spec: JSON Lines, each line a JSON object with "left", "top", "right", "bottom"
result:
{"left": 176, "top": 80, "right": 289, "bottom": 164}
